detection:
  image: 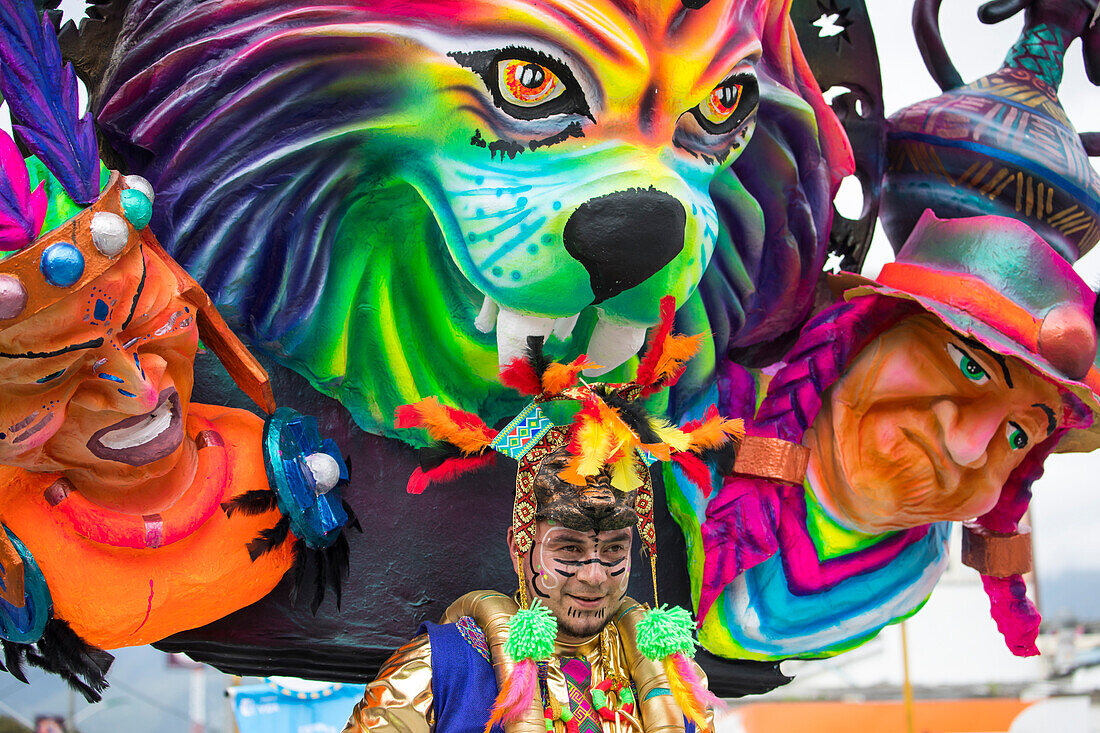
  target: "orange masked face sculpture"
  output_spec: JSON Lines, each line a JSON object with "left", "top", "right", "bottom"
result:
{"left": 0, "top": 240, "right": 200, "bottom": 514}
{"left": 0, "top": 174, "right": 294, "bottom": 652}
{"left": 806, "top": 314, "right": 1064, "bottom": 534}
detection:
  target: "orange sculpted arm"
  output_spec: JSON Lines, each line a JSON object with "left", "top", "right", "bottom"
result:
{"left": 343, "top": 634, "right": 435, "bottom": 733}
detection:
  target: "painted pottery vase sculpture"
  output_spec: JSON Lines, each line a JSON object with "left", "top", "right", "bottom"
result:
{"left": 881, "top": 0, "right": 1100, "bottom": 261}
{"left": 668, "top": 212, "right": 1100, "bottom": 662}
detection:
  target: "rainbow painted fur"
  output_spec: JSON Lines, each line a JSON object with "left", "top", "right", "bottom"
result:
{"left": 94, "top": 0, "right": 852, "bottom": 440}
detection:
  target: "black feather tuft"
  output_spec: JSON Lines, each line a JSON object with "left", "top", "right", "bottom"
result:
{"left": 701, "top": 442, "right": 738, "bottom": 477}
{"left": 246, "top": 516, "right": 291, "bottom": 561}
{"left": 328, "top": 533, "right": 350, "bottom": 610}
{"left": 524, "top": 335, "right": 551, "bottom": 379}
{"left": 288, "top": 538, "right": 308, "bottom": 607}
{"left": 595, "top": 385, "right": 661, "bottom": 444}
{"left": 343, "top": 500, "right": 362, "bottom": 533}
{"left": 311, "top": 549, "right": 329, "bottom": 615}
{"left": 222, "top": 489, "right": 279, "bottom": 518}
{"left": 2, "top": 640, "right": 27, "bottom": 683}
{"left": 1, "top": 620, "right": 113, "bottom": 702}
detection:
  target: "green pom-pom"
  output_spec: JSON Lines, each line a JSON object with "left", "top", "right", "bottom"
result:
{"left": 635, "top": 604, "right": 696, "bottom": 660}
{"left": 620, "top": 688, "right": 635, "bottom": 704}
{"left": 545, "top": 718, "right": 554, "bottom": 731}
{"left": 591, "top": 690, "right": 607, "bottom": 707}
{"left": 505, "top": 602, "right": 557, "bottom": 661}
{"left": 560, "top": 709, "right": 572, "bottom": 722}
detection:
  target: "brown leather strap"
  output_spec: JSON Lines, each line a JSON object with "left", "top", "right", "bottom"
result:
{"left": 0, "top": 530, "right": 26, "bottom": 608}
{"left": 732, "top": 435, "right": 810, "bottom": 486}
{"left": 962, "top": 522, "right": 1032, "bottom": 577}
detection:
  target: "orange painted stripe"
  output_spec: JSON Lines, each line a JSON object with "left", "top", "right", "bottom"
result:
{"left": 876, "top": 262, "right": 1041, "bottom": 353}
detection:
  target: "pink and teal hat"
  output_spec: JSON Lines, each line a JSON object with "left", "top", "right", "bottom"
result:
{"left": 842, "top": 210, "right": 1100, "bottom": 452}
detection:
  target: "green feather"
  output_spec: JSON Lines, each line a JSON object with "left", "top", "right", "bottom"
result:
{"left": 506, "top": 602, "right": 557, "bottom": 661}
{"left": 636, "top": 605, "right": 697, "bottom": 660}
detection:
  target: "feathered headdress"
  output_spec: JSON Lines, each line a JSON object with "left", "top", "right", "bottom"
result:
{"left": 396, "top": 295, "right": 742, "bottom": 732}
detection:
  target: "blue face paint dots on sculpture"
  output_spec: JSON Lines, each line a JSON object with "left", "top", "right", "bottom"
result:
{"left": 120, "top": 188, "right": 152, "bottom": 230}
{"left": 39, "top": 243, "right": 85, "bottom": 287}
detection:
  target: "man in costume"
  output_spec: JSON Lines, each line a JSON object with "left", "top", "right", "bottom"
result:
{"left": 345, "top": 299, "right": 739, "bottom": 733}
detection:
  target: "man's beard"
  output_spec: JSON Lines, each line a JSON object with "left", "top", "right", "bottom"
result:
{"left": 557, "top": 606, "right": 612, "bottom": 639}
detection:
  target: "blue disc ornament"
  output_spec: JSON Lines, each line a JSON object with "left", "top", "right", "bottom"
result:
{"left": 0, "top": 525, "right": 52, "bottom": 644}
{"left": 39, "top": 243, "right": 85, "bottom": 287}
{"left": 120, "top": 188, "right": 153, "bottom": 230}
{"left": 263, "top": 407, "right": 349, "bottom": 549}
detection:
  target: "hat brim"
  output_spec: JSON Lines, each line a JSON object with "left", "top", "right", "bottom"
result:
{"left": 842, "top": 283, "right": 1100, "bottom": 454}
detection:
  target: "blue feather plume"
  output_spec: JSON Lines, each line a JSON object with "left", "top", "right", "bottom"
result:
{"left": 0, "top": 0, "right": 99, "bottom": 204}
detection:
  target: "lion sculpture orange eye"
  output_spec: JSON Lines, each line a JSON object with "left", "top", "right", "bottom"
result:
{"left": 497, "top": 59, "right": 565, "bottom": 107}
{"left": 701, "top": 82, "right": 744, "bottom": 125}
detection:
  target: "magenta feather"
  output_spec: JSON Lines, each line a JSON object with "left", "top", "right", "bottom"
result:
{"left": 666, "top": 652, "right": 723, "bottom": 728}
{"left": 483, "top": 657, "right": 539, "bottom": 733}
{"left": 0, "top": 129, "right": 46, "bottom": 251}
{"left": 0, "top": 0, "right": 100, "bottom": 204}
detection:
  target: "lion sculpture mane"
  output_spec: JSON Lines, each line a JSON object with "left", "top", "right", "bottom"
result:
{"left": 94, "top": 0, "right": 852, "bottom": 439}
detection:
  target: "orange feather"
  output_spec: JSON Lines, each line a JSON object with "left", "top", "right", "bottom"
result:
{"left": 541, "top": 356, "right": 599, "bottom": 395}
{"left": 393, "top": 397, "right": 495, "bottom": 455}
{"left": 683, "top": 406, "right": 745, "bottom": 451}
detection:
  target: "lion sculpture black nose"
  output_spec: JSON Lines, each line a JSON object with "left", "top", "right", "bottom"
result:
{"left": 563, "top": 187, "right": 686, "bottom": 304}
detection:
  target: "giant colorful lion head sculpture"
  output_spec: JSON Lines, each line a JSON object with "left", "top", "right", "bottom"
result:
{"left": 94, "top": 0, "right": 851, "bottom": 439}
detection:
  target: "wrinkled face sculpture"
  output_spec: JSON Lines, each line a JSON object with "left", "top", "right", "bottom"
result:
{"left": 0, "top": 244, "right": 199, "bottom": 510}
{"left": 808, "top": 315, "right": 1063, "bottom": 534}
{"left": 97, "top": 0, "right": 846, "bottom": 436}
{"left": 509, "top": 446, "right": 635, "bottom": 641}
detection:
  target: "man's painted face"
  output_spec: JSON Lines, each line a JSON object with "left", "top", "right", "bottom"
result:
{"left": 808, "top": 315, "right": 1062, "bottom": 533}
{"left": 512, "top": 520, "right": 633, "bottom": 642}
{"left": 0, "top": 243, "right": 199, "bottom": 494}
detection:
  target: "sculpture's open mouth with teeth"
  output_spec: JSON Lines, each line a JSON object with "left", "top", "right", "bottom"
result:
{"left": 87, "top": 388, "right": 184, "bottom": 466}
{"left": 474, "top": 296, "right": 650, "bottom": 377}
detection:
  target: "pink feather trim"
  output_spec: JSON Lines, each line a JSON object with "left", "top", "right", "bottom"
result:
{"left": 667, "top": 653, "right": 723, "bottom": 727}
{"left": 484, "top": 657, "right": 539, "bottom": 733}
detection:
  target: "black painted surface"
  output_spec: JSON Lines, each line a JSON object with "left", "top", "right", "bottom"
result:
{"left": 563, "top": 187, "right": 686, "bottom": 304}
{"left": 789, "top": 0, "right": 884, "bottom": 273}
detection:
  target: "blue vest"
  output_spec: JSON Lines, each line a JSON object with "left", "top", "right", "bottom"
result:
{"left": 421, "top": 620, "right": 697, "bottom": 733}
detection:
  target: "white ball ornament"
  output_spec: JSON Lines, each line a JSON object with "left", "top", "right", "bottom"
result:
{"left": 122, "top": 174, "right": 155, "bottom": 204}
{"left": 90, "top": 212, "right": 130, "bottom": 257}
{"left": 304, "top": 452, "right": 341, "bottom": 495}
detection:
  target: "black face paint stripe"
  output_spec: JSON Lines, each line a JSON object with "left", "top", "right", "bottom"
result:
{"left": 121, "top": 242, "right": 147, "bottom": 331}
{"left": 0, "top": 337, "right": 104, "bottom": 359}
{"left": 557, "top": 558, "right": 622, "bottom": 567}
{"left": 555, "top": 568, "right": 577, "bottom": 578}
{"left": 609, "top": 568, "right": 626, "bottom": 577}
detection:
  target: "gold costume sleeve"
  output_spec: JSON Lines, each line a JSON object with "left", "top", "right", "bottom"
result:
{"left": 342, "top": 634, "right": 435, "bottom": 733}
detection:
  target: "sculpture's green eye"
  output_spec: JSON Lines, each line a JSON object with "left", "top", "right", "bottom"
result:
{"left": 947, "top": 343, "right": 990, "bottom": 384}
{"left": 1006, "top": 422, "right": 1029, "bottom": 451}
